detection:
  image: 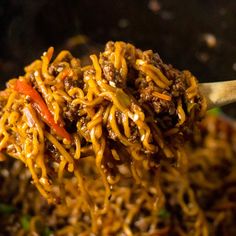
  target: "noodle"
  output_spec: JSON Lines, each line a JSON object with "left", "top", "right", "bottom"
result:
{"left": 1, "top": 114, "right": 236, "bottom": 235}
{"left": 0, "top": 41, "right": 210, "bottom": 235}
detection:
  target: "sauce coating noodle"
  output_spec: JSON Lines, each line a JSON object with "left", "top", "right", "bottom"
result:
{"left": 0, "top": 41, "right": 212, "bottom": 235}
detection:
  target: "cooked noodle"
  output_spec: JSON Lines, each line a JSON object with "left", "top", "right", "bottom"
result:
{"left": 0, "top": 41, "right": 218, "bottom": 235}
{"left": 1, "top": 114, "right": 236, "bottom": 235}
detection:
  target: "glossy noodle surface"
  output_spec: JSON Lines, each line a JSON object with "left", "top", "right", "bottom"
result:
{"left": 0, "top": 41, "right": 221, "bottom": 235}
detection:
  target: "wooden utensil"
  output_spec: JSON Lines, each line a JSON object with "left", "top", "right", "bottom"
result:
{"left": 199, "top": 80, "right": 236, "bottom": 109}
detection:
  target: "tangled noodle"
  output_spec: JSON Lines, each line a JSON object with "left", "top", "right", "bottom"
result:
{"left": 1, "top": 114, "right": 236, "bottom": 235}
{"left": 1, "top": 42, "right": 229, "bottom": 236}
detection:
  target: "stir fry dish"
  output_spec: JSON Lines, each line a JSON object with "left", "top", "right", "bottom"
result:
{"left": 1, "top": 42, "right": 233, "bottom": 236}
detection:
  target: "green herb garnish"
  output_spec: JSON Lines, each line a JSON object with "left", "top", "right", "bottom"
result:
{"left": 207, "top": 107, "right": 222, "bottom": 116}
{"left": 158, "top": 208, "right": 170, "bottom": 219}
{"left": 20, "top": 215, "right": 31, "bottom": 231}
{"left": 0, "top": 203, "right": 16, "bottom": 214}
{"left": 42, "top": 227, "right": 53, "bottom": 236}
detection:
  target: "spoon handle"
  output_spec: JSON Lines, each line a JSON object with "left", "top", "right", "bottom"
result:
{"left": 199, "top": 80, "right": 236, "bottom": 109}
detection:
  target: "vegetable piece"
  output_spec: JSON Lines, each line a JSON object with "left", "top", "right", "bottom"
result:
{"left": 0, "top": 203, "right": 15, "bottom": 214}
{"left": 14, "top": 80, "right": 71, "bottom": 141}
{"left": 152, "top": 91, "right": 172, "bottom": 101}
{"left": 158, "top": 208, "right": 170, "bottom": 219}
{"left": 20, "top": 215, "right": 31, "bottom": 231}
{"left": 42, "top": 227, "right": 53, "bottom": 236}
{"left": 23, "top": 107, "right": 35, "bottom": 127}
{"left": 207, "top": 107, "right": 222, "bottom": 116}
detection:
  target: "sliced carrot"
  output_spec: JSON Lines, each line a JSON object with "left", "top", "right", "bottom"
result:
{"left": 152, "top": 91, "right": 172, "bottom": 101}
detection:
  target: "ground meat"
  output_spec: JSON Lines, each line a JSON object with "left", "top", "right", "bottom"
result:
{"left": 115, "top": 110, "right": 123, "bottom": 125}
{"left": 77, "top": 116, "right": 90, "bottom": 141}
{"left": 152, "top": 100, "right": 175, "bottom": 114}
{"left": 126, "top": 67, "right": 139, "bottom": 90}
{"left": 171, "top": 75, "right": 187, "bottom": 97}
{"left": 142, "top": 50, "right": 163, "bottom": 67}
{"left": 64, "top": 77, "right": 84, "bottom": 92}
{"left": 83, "top": 68, "right": 95, "bottom": 82}
{"left": 128, "top": 122, "right": 140, "bottom": 142}
{"left": 101, "top": 60, "right": 115, "bottom": 82}
{"left": 63, "top": 104, "right": 79, "bottom": 122}
{"left": 100, "top": 57, "right": 124, "bottom": 87}
{"left": 139, "top": 85, "right": 153, "bottom": 101}
{"left": 139, "top": 84, "right": 175, "bottom": 114}
{"left": 48, "top": 63, "right": 63, "bottom": 77}
{"left": 107, "top": 126, "right": 118, "bottom": 141}
{"left": 159, "top": 62, "right": 180, "bottom": 80}
{"left": 106, "top": 110, "right": 140, "bottom": 143}
{"left": 45, "top": 141, "right": 61, "bottom": 162}
{"left": 63, "top": 77, "right": 85, "bottom": 132}
{"left": 63, "top": 108, "right": 78, "bottom": 133}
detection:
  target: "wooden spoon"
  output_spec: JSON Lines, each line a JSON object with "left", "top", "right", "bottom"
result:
{"left": 199, "top": 80, "right": 236, "bottom": 109}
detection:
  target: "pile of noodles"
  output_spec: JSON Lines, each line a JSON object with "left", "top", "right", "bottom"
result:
{"left": 1, "top": 114, "right": 236, "bottom": 235}
{"left": 0, "top": 41, "right": 212, "bottom": 234}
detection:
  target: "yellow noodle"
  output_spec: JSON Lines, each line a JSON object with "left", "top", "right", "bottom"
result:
{"left": 0, "top": 41, "right": 209, "bottom": 236}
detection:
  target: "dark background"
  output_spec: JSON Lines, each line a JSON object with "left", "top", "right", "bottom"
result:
{"left": 0, "top": 0, "right": 235, "bottom": 115}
